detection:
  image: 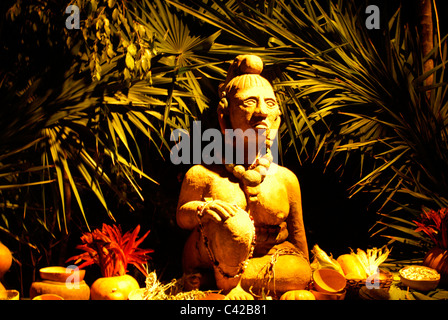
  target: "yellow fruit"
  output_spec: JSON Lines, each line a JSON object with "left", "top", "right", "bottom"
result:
{"left": 90, "top": 275, "right": 139, "bottom": 300}
{"left": 0, "top": 242, "right": 12, "bottom": 278}
{"left": 337, "top": 254, "right": 366, "bottom": 279}
{"left": 280, "top": 290, "right": 316, "bottom": 300}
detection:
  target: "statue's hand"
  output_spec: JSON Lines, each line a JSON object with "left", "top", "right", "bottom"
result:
{"left": 199, "top": 200, "right": 242, "bottom": 223}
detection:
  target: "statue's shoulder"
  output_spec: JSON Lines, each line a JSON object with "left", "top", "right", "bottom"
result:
{"left": 184, "top": 164, "right": 225, "bottom": 183}
{"left": 269, "top": 163, "right": 300, "bottom": 189}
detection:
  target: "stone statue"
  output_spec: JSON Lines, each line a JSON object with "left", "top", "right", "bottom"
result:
{"left": 176, "top": 55, "right": 311, "bottom": 299}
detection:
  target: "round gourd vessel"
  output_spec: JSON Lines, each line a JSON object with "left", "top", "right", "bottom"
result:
{"left": 90, "top": 274, "right": 140, "bottom": 300}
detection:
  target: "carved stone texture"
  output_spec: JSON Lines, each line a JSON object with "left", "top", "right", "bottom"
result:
{"left": 176, "top": 55, "right": 311, "bottom": 299}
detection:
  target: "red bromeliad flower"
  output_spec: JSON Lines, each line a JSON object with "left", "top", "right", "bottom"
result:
{"left": 414, "top": 208, "right": 448, "bottom": 250}
{"left": 67, "top": 224, "right": 153, "bottom": 277}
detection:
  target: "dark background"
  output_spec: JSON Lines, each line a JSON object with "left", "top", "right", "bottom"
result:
{"left": 1, "top": 0, "right": 448, "bottom": 294}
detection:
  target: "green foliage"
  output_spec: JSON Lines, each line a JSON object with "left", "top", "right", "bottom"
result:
{"left": 167, "top": 0, "right": 448, "bottom": 251}
{"left": 0, "top": 0, "right": 223, "bottom": 263}
{"left": 2, "top": 0, "right": 447, "bottom": 273}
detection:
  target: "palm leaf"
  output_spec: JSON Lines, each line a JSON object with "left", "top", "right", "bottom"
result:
{"left": 167, "top": 0, "right": 448, "bottom": 250}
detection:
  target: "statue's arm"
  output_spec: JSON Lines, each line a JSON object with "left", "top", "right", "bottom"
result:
{"left": 285, "top": 169, "right": 309, "bottom": 260}
{"left": 176, "top": 165, "right": 207, "bottom": 230}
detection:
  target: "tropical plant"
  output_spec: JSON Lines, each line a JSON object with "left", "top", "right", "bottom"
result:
{"left": 0, "top": 0, "right": 225, "bottom": 250}
{"left": 67, "top": 223, "right": 153, "bottom": 277}
{"left": 2, "top": 0, "right": 447, "bottom": 289}
{"left": 414, "top": 207, "right": 448, "bottom": 250}
{"left": 0, "top": 0, "right": 230, "bottom": 295}
{"left": 167, "top": 0, "right": 448, "bottom": 252}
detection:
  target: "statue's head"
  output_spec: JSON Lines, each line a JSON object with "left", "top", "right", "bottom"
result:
{"left": 217, "top": 55, "right": 281, "bottom": 148}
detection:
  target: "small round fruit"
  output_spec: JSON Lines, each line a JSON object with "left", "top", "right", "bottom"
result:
{"left": 280, "top": 290, "right": 316, "bottom": 300}
{"left": 90, "top": 275, "right": 139, "bottom": 300}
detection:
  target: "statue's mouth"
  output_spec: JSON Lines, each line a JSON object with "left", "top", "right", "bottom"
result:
{"left": 252, "top": 121, "right": 269, "bottom": 130}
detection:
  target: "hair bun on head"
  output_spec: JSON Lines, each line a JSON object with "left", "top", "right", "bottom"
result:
{"left": 235, "top": 55, "right": 263, "bottom": 75}
{"left": 218, "top": 55, "right": 265, "bottom": 98}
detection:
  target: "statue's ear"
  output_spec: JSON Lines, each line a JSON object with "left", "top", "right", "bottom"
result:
{"left": 217, "top": 97, "right": 230, "bottom": 134}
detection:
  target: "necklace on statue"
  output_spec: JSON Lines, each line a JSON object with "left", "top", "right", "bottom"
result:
{"left": 224, "top": 149, "right": 273, "bottom": 201}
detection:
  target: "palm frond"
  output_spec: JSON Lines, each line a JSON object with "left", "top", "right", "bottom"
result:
{"left": 168, "top": 0, "right": 448, "bottom": 251}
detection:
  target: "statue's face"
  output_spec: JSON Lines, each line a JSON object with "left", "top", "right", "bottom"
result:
{"left": 228, "top": 85, "right": 281, "bottom": 146}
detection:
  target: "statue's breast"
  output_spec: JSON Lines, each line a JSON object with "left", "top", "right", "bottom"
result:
{"left": 206, "top": 170, "right": 247, "bottom": 208}
{"left": 246, "top": 176, "right": 290, "bottom": 225}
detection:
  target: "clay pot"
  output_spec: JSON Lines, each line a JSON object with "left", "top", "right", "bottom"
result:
{"left": 423, "top": 247, "right": 448, "bottom": 287}
{"left": 90, "top": 274, "right": 140, "bottom": 300}
{"left": 30, "top": 266, "right": 90, "bottom": 300}
{"left": 0, "top": 242, "right": 12, "bottom": 278}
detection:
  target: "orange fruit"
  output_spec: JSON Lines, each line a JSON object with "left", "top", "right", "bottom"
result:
{"left": 0, "top": 242, "right": 12, "bottom": 278}
{"left": 90, "top": 274, "right": 140, "bottom": 300}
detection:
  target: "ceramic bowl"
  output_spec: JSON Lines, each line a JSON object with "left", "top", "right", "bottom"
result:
{"left": 313, "top": 268, "right": 347, "bottom": 293}
{"left": 399, "top": 265, "right": 440, "bottom": 291}
{"left": 39, "top": 266, "right": 85, "bottom": 283}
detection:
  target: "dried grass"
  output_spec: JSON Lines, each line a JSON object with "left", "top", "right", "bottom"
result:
{"left": 140, "top": 271, "right": 217, "bottom": 300}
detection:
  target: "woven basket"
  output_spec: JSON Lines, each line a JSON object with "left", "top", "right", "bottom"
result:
{"left": 346, "top": 269, "right": 393, "bottom": 298}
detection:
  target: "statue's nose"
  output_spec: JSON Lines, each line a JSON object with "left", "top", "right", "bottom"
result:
{"left": 254, "top": 100, "right": 269, "bottom": 117}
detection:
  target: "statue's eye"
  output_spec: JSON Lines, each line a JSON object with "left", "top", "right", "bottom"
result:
{"left": 243, "top": 98, "right": 257, "bottom": 107}
{"left": 265, "top": 99, "right": 277, "bottom": 108}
